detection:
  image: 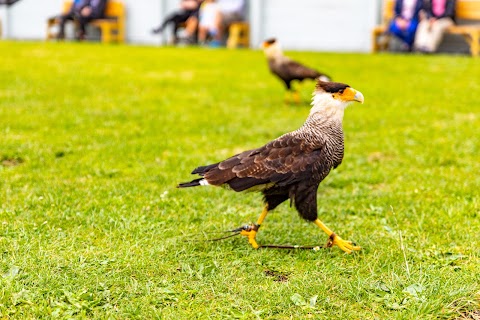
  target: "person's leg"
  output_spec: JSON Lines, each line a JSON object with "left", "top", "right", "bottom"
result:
{"left": 404, "top": 19, "right": 419, "bottom": 48}
{"left": 57, "top": 13, "right": 73, "bottom": 39}
{"left": 198, "top": 25, "right": 207, "bottom": 44}
{"left": 78, "top": 11, "right": 106, "bottom": 41}
{"left": 429, "top": 18, "right": 454, "bottom": 52}
{"left": 389, "top": 19, "right": 418, "bottom": 50}
{"left": 413, "top": 19, "right": 430, "bottom": 51}
{"left": 152, "top": 14, "right": 175, "bottom": 34}
{"left": 154, "top": 11, "right": 190, "bottom": 34}
{"left": 77, "top": 15, "right": 92, "bottom": 40}
{"left": 388, "top": 21, "right": 406, "bottom": 41}
{"left": 171, "top": 11, "right": 194, "bottom": 42}
{"left": 184, "top": 15, "right": 199, "bottom": 43}
{"left": 212, "top": 10, "right": 223, "bottom": 42}
{"left": 199, "top": 3, "right": 220, "bottom": 44}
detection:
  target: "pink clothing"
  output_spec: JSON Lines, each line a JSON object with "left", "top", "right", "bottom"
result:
{"left": 401, "top": 0, "right": 417, "bottom": 19}
{"left": 432, "top": 0, "right": 447, "bottom": 17}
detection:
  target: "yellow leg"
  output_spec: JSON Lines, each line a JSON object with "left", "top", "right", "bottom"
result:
{"left": 314, "top": 219, "right": 361, "bottom": 254}
{"left": 284, "top": 91, "right": 290, "bottom": 104}
{"left": 292, "top": 91, "right": 300, "bottom": 104}
{"left": 284, "top": 91, "right": 300, "bottom": 104}
{"left": 240, "top": 204, "right": 269, "bottom": 249}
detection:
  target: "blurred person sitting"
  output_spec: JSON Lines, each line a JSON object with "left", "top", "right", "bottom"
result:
{"left": 152, "top": 0, "right": 202, "bottom": 44}
{"left": 197, "top": 0, "right": 220, "bottom": 45}
{"left": 413, "top": 0, "right": 456, "bottom": 53}
{"left": 57, "top": 0, "right": 107, "bottom": 40}
{"left": 388, "top": 0, "right": 423, "bottom": 51}
{"left": 198, "top": 0, "right": 245, "bottom": 47}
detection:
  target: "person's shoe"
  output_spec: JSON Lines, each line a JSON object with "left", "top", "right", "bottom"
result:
{"left": 414, "top": 45, "right": 432, "bottom": 54}
{"left": 152, "top": 27, "right": 163, "bottom": 34}
{"left": 209, "top": 40, "right": 222, "bottom": 47}
{"left": 398, "top": 42, "right": 411, "bottom": 52}
{"left": 178, "top": 35, "right": 195, "bottom": 45}
{"left": 76, "top": 32, "right": 86, "bottom": 41}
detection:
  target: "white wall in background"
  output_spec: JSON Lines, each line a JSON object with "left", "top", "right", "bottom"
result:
{"left": 249, "top": 0, "right": 379, "bottom": 51}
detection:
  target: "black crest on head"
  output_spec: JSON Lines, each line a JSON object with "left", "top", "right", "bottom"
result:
{"left": 316, "top": 80, "right": 350, "bottom": 93}
{"left": 264, "top": 38, "right": 277, "bottom": 45}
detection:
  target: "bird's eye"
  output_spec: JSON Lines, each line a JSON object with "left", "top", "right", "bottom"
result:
{"left": 338, "top": 89, "right": 344, "bottom": 94}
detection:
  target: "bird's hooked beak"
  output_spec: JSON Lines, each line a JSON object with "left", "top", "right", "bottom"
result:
{"left": 353, "top": 90, "right": 364, "bottom": 104}
{"left": 343, "top": 87, "right": 364, "bottom": 104}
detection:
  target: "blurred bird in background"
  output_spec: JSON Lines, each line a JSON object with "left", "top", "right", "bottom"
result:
{"left": 262, "top": 38, "right": 331, "bottom": 104}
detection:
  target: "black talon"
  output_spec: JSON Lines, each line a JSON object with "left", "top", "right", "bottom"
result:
{"left": 244, "top": 223, "right": 260, "bottom": 232}
{"left": 326, "top": 232, "right": 336, "bottom": 248}
{"left": 202, "top": 224, "right": 261, "bottom": 242}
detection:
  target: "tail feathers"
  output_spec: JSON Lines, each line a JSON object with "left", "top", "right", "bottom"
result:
{"left": 318, "top": 74, "right": 331, "bottom": 82}
{"left": 177, "top": 178, "right": 204, "bottom": 188}
{"left": 191, "top": 163, "right": 219, "bottom": 175}
{"left": 312, "top": 71, "right": 331, "bottom": 82}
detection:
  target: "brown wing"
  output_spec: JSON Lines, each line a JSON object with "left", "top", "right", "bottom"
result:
{"left": 282, "top": 59, "right": 321, "bottom": 81}
{"left": 199, "top": 133, "right": 335, "bottom": 192}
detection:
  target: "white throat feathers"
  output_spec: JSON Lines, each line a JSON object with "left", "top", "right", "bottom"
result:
{"left": 309, "top": 91, "right": 348, "bottom": 122}
{"left": 264, "top": 43, "right": 283, "bottom": 59}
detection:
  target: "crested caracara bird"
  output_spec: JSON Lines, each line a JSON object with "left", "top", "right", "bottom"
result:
{"left": 262, "top": 38, "right": 332, "bottom": 104}
{"left": 178, "top": 80, "right": 364, "bottom": 253}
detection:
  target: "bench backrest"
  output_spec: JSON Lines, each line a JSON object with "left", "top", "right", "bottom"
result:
{"left": 380, "top": 0, "right": 480, "bottom": 23}
{"left": 62, "top": 1, "right": 73, "bottom": 13}
{"left": 456, "top": 1, "right": 480, "bottom": 20}
{"left": 104, "top": 1, "right": 125, "bottom": 19}
{"left": 381, "top": 0, "right": 395, "bottom": 22}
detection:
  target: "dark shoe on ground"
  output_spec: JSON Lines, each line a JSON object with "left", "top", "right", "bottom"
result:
{"left": 177, "top": 35, "right": 196, "bottom": 45}
{"left": 415, "top": 46, "right": 433, "bottom": 54}
{"left": 208, "top": 40, "right": 222, "bottom": 47}
{"left": 76, "top": 32, "right": 86, "bottom": 41}
{"left": 152, "top": 27, "right": 162, "bottom": 34}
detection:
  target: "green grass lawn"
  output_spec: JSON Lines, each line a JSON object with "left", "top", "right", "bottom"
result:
{"left": 1, "top": 41, "right": 479, "bottom": 319}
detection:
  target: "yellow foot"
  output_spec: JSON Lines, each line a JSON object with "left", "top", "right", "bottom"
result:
{"left": 292, "top": 91, "right": 300, "bottom": 104}
{"left": 284, "top": 91, "right": 300, "bottom": 105}
{"left": 327, "top": 233, "right": 361, "bottom": 254}
{"left": 239, "top": 224, "right": 260, "bottom": 249}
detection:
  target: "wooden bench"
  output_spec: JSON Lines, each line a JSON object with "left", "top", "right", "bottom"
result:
{"left": 226, "top": 22, "right": 249, "bottom": 48}
{"left": 372, "top": 0, "right": 480, "bottom": 56}
{"left": 46, "top": 0, "right": 125, "bottom": 43}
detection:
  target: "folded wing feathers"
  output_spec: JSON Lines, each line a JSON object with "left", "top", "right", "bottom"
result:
{"left": 198, "top": 134, "right": 329, "bottom": 191}
{"left": 285, "top": 60, "right": 322, "bottom": 80}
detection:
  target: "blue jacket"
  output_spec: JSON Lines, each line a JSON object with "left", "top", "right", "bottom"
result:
{"left": 69, "top": 0, "right": 85, "bottom": 14}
